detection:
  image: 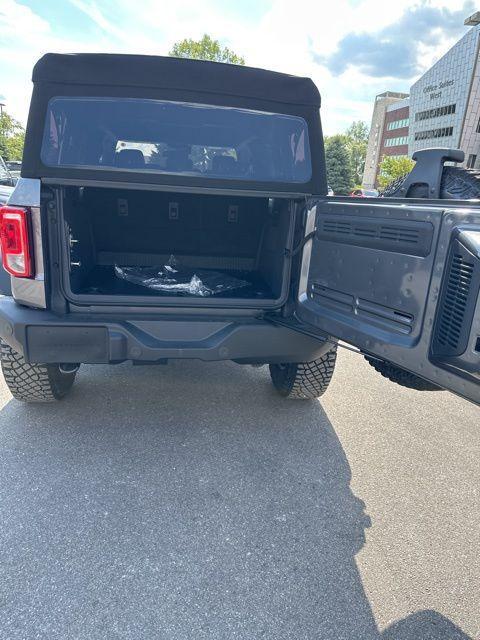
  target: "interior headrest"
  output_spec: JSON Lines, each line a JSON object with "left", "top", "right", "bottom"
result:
{"left": 212, "top": 155, "right": 237, "bottom": 176}
{"left": 115, "top": 149, "right": 145, "bottom": 168}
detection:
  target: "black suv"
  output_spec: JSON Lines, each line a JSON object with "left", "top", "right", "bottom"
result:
{"left": 0, "top": 53, "right": 479, "bottom": 405}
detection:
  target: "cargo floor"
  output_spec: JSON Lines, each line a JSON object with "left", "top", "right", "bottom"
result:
{"left": 76, "top": 265, "right": 275, "bottom": 299}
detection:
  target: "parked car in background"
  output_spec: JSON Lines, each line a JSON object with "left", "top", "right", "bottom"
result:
{"left": 0, "top": 157, "right": 15, "bottom": 188}
{"left": 350, "top": 188, "right": 379, "bottom": 198}
{"left": 0, "top": 184, "right": 13, "bottom": 205}
{"left": 5, "top": 161, "right": 21, "bottom": 182}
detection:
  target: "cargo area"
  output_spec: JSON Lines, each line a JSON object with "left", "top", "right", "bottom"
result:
{"left": 59, "top": 187, "right": 295, "bottom": 307}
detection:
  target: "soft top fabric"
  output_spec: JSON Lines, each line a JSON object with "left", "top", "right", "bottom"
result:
{"left": 32, "top": 53, "right": 321, "bottom": 107}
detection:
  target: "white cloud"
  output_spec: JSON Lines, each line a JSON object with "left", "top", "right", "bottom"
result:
{"left": 0, "top": 0, "right": 475, "bottom": 133}
{"left": 0, "top": 0, "right": 116, "bottom": 122}
{"left": 69, "top": 0, "right": 128, "bottom": 42}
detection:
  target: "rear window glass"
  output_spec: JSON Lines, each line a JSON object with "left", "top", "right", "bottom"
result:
{"left": 41, "top": 97, "right": 311, "bottom": 184}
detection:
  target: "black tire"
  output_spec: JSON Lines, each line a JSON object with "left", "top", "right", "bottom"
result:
{"left": 269, "top": 346, "right": 337, "bottom": 399}
{"left": 372, "top": 165, "right": 480, "bottom": 392}
{"left": 1, "top": 341, "right": 77, "bottom": 402}
{"left": 382, "top": 166, "right": 480, "bottom": 199}
{"left": 381, "top": 173, "right": 409, "bottom": 197}
{"left": 364, "top": 356, "right": 440, "bottom": 392}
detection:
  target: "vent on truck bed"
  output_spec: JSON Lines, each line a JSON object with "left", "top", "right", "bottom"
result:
{"left": 318, "top": 216, "right": 433, "bottom": 257}
{"left": 434, "top": 254, "right": 474, "bottom": 354}
{"left": 432, "top": 240, "right": 480, "bottom": 358}
{"left": 311, "top": 284, "right": 414, "bottom": 334}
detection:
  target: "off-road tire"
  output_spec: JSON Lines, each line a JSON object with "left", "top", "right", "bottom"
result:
{"left": 1, "top": 341, "right": 77, "bottom": 402}
{"left": 269, "top": 346, "right": 337, "bottom": 399}
{"left": 381, "top": 166, "right": 480, "bottom": 199}
{"left": 372, "top": 165, "right": 480, "bottom": 392}
{"left": 364, "top": 356, "right": 440, "bottom": 391}
{"left": 381, "top": 173, "right": 408, "bottom": 197}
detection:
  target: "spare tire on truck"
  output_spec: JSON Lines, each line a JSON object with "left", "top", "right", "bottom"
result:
{"left": 382, "top": 165, "right": 480, "bottom": 199}
{"left": 368, "top": 165, "right": 480, "bottom": 392}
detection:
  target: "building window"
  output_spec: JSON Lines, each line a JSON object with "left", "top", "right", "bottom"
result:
{"left": 384, "top": 136, "right": 409, "bottom": 147}
{"left": 414, "top": 126, "right": 454, "bottom": 141}
{"left": 387, "top": 118, "right": 410, "bottom": 131}
{"left": 414, "top": 104, "right": 456, "bottom": 122}
{"left": 467, "top": 154, "right": 477, "bottom": 169}
{"left": 476, "top": 117, "right": 480, "bottom": 134}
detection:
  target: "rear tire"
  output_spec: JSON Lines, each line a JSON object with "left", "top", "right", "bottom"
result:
{"left": 269, "top": 346, "right": 337, "bottom": 399}
{"left": 364, "top": 355, "right": 440, "bottom": 391}
{"left": 1, "top": 341, "right": 77, "bottom": 402}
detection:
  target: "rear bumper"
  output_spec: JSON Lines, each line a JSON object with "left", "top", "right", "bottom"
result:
{"left": 0, "top": 298, "right": 328, "bottom": 365}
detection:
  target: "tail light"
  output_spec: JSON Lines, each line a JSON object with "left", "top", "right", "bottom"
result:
{"left": 0, "top": 206, "right": 33, "bottom": 277}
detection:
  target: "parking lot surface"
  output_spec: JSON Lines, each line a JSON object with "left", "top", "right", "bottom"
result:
{"left": 0, "top": 351, "right": 478, "bottom": 639}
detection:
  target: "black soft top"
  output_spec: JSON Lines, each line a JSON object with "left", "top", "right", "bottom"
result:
{"left": 32, "top": 53, "right": 321, "bottom": 108}
{"left": 24, "top": 53, "right": 327, "bottom": 195}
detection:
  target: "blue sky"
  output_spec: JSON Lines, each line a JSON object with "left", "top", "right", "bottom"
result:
{"left": 0, "top": 0, "right": 475, "bottom": 134}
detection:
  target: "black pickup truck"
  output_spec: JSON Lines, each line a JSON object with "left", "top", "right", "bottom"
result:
{"left": 0, "top": 53, "right": 479, "bottom": 405}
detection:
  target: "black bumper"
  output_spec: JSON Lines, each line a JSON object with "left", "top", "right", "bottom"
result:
{"left": 0, "top": 298, "right": 327, "bottom": 365}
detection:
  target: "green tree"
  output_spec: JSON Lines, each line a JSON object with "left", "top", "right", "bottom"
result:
{"left": 344, "top": 121, "right": 369, "bottom": 185}
{"left": 0, "top": 112, "right": 25, "bottom": 161}
{"left": 169, "top": 34, "right": 245, "bottom": 64}
{"left": 325, "top": 135, "right": 354, "bottom": 195}
{"left": 378, "top": 155, "right": 415, "bottom": 190}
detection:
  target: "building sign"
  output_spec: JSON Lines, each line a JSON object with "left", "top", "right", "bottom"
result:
{"left": 422, "top": 79, "right": 455, "bottom": 100}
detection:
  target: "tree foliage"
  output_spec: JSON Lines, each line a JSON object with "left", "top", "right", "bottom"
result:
{"left": 0, "top": 112, "right": 25, "bottom": 161}
{"left": 377, "top": 155, "right": 415, "bottom": 190}
{"left": 325, "top": 135, "right": 354, "bottom": 195}
{"left": 344, "top": 121, "right": 369, "bottom": 185}
{"left": 169, "top": 34, "right": 245, "bottom": 65}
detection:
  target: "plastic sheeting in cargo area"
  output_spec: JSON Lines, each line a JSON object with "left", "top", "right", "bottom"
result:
{"left": 114, "top": 256, "right": 249, "bottom": 297}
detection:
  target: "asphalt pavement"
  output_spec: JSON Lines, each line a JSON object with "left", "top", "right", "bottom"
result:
{"left": 0, "top": 351, "right": 478, "bottom": 639}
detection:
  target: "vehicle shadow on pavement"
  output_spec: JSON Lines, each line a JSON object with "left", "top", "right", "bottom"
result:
{"left": 0, "top": 360, "right": 473, "bottom": 640}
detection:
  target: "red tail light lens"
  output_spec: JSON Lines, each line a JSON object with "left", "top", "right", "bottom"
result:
{"left": 0, "top": 206, "right": 33, "bottom": 277}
